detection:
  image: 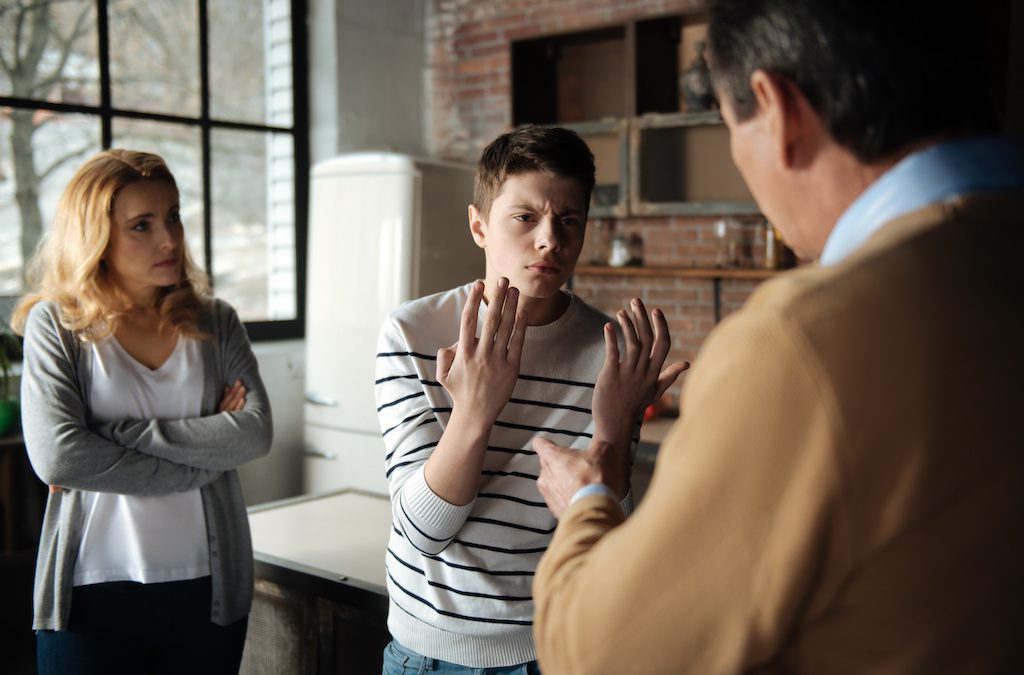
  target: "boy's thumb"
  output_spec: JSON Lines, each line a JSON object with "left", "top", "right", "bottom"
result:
{"left": 436, "top": 343, "right": 457, "bottom": 380}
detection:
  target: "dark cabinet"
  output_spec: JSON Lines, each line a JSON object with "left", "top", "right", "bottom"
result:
{"left": 511, "top": 11, "right": 758, "bottom": 217}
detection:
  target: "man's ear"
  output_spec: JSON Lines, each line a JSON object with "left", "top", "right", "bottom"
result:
{"left": 468, "top": 204, "right": 487, "bottom": 249}
{"left": 748, "top": 70, "right": 804, "bottom": 169}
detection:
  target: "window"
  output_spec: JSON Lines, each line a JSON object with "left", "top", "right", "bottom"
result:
{"left": 0, "top": 0, "right": 308, "bottom": 340}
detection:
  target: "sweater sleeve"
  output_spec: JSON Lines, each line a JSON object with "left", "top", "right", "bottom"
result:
{"left": 95, "top": 300, "right": 273, "bottom": 471}
{"left": 376, "top": 316, "right": 473, "bottom": 555}
{"left": 533, "top": 308, "right": 843, "bottom": 675}
{"left": 21, "top": 303, "right": 222, "bottom": 495}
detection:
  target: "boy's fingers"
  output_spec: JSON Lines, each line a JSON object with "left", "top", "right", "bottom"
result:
{"left": 601, "top": 322, "right": 619, "bottom": 371}
{"left": 436, "top": 344, "right": 457, "bottom": 382}
{"left": 631, "top": 298, "right": 654, "bottom": 359}
{"left": 617, "top": 309, "right": 639, "bottom": 368}
{"left": 507, "top": 310, "right": 528, "bottom": 369}
{"left": 459, "top": 281, "right": 484, "bottom": 355}
{"left": 649, "top": 308, "right": 672, "bottom": 370}
{"left": 481, "top": 277, "right": 508, "bottom": 351}
{"left": 495, "top": 285, "right": 519, "bottom": 350}
{"left": 653, "top": 361, "right": 689, "bottom": 403}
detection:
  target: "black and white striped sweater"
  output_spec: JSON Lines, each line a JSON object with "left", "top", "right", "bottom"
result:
{"left": 375, "top": 283, "right": 633, "bottom": 668}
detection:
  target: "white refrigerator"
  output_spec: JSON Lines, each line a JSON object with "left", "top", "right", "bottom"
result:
{"left": 303, "top": 153, "right": 482, "bottom": 495}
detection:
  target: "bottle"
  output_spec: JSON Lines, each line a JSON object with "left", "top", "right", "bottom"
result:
{"left": 589, "top": 219, "right": 610, "bottom": 265}
{"left": 628, "top": 232, "right": 644, "bottom": 266}
{"left": 714, "top": 219, "right": 729, "bottom": 268}
{"left": 764, "top": 221, "right": 779, "bottom": 269}
{"left": 608, "top": 232, "right": 630, "bottom": 267}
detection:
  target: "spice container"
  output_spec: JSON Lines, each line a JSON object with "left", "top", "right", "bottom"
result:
{"left": 764, "top": 221, "right": 780, "bottom": 269}
{"left": 608, "top": 232, "right": 631, "bottom": 267}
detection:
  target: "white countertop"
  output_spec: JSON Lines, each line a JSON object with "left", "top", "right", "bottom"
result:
{"left": 248, "top": 490, "right": 392, "bottom": 588}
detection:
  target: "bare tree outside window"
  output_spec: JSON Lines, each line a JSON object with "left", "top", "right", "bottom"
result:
{"left": 0, "top": 0, "right": 303, "bottom": 335}
{"left": 0, "top": 0, "right": 99, "bottom": 296}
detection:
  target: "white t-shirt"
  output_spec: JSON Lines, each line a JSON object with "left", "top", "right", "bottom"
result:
{"left": 73, "top": 334, "right": 209, "bottom": 586}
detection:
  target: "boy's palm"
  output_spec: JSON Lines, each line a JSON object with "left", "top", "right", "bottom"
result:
{"left": 437, "top": 279, "right": 526, "bottom": 423}
{"left": 592, "top": 299, "right": 688, "bottom": 447}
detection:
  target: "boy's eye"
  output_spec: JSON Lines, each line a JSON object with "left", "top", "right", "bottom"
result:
{"left": 513, "top": 214, "right": 533, "bottom": 223}
{"left": 560, "top": 216, "right": 581, "bottom": 226}
{"left": 169, "top": 212, "right": 182, "bottom": 225}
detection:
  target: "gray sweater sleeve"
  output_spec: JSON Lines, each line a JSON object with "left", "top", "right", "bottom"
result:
{"left": 21, "top": 302, "right": 222, "bottom": 495}
{"left": 94, "top": 300, "right": 273, "bottom": 471}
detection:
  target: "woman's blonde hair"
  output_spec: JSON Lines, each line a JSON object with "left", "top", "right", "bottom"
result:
{"left": 11, "top": 149, "right": 209, "bottom": 340}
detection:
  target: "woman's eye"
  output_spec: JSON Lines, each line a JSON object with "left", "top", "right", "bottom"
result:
{"left": 169, "top": 212, "right": 182, "bottom": 225}
{"left": 131, "top": 220, "right": 150, "bottom": 232}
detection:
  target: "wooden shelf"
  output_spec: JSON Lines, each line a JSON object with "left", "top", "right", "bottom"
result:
{"left": 574, "top": 265, "right": 782, "bottom": 280}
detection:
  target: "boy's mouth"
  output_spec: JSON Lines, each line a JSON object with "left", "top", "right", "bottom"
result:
{"left": 527, "top": 261, "right": 561, "bottom": 275}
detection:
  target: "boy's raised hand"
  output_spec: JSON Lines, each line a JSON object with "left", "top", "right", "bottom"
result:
{"left": 437, "top": 278, "right": 527, "bottom": 423}
{"left": 593, "top": 299, "right": 688, "bottom": 451}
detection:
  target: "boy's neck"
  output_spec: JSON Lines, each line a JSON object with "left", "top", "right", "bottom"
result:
{"left": 481, "top": 280, "right": 570, "bottom": 327}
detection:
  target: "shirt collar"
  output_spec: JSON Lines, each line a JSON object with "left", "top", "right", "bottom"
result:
{"left": 819, "top": 137, "right": 1024, "bottom": 266}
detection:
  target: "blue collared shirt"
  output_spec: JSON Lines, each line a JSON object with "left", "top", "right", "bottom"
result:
{"left": 820, "top": 137, "right": 1024, "bottom": 266}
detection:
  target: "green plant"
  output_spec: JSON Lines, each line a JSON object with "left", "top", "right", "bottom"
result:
{"left": 0, "top": 319, "right": 22, "bottom": 400}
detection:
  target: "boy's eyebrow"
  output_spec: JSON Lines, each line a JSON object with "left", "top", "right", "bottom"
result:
{"left": 506, "top": 203, "right": 584, "bottom": 214}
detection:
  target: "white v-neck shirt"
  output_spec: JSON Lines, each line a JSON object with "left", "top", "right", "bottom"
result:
{"left": 73, "top": 334, "right": 209, "bottom": 586}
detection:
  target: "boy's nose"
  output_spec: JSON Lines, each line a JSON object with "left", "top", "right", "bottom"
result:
{"left": 535, "top": 216, "right": 561, "bottom": 251}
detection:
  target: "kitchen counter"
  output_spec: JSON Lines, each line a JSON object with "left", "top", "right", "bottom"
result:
{"left": 249, "top": 488, "right": 391, "bottom": 597}
{"left": 243, "top": 489, "right": 393, "bottom": 674}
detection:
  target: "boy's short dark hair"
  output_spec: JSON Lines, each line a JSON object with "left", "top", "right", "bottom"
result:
{"left": 474, "top": 125, "right": 596, "bottom": 219}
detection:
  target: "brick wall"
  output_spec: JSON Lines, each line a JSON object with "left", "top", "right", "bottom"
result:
{"left": 427, "top": 0, "right": 766, "bottom": 400}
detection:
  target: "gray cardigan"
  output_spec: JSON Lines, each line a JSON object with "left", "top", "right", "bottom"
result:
{"left": 21, "top": 297, "right": 273, "bottom": 630}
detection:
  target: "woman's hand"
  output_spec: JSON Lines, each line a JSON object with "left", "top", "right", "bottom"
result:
{"left": 593, "top": 299, "right": 688, "bottom": 449}
{"left": 218, "top": 379, "right": 247, "bottom": 412}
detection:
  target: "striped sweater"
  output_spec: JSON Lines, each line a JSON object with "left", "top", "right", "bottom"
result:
{"left": 375, "top": 283, "right": 633, "bottom": 668}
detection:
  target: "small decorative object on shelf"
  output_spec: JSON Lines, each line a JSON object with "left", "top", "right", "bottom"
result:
{"left": 609, "top": 231, "right": 631, "bottom": 267}
{"left": 680, "top": 40, "right": 717, "bottom": 113}
{"left": 714, "top": 218, "right": 729, "bottom": 268}
{"left": 764, "top": 221, "right": 779, "bottom": 269}
{"left": 0, "top": 319, "right": 22, "bottom": 436}
{"left": 628, "top": 232, "right": 645, "bottom": 266}
{"left": 588, "top": 219, "right": 610, "bottom": 265}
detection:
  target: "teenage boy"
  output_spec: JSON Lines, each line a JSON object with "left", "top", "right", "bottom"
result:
{"left": 374, "top": 125, "right": 684, "bottom": 673}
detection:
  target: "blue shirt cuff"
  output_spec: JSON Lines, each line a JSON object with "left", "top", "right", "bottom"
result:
{"left": 569, "top": 483, "right": 617, "bottom": 506}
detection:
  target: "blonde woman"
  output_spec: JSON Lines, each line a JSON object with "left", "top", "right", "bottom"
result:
{"left": 12, "top": 149, "right": 273, "bottom": 674}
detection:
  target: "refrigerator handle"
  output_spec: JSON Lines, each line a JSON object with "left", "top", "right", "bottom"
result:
{"left": 303, "top": 446, "right": 338, "bottom": 460}
{"left": 305, "top": 392, "right": 339, "bottom": 407}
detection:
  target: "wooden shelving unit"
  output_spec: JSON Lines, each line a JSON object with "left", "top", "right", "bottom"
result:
{"left": 573, "top": 265, "right": 787, "bottom": 322}
{"left": 511, "top": 12, "right": 758, "bottom": 217}
{"left": 574, "top": 265, "right": 779, "bottom": 280}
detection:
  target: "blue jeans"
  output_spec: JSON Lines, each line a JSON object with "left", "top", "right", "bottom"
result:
{"left": 36, "top": 577, "right": 248, "bottom": 675}
{"left": 382, "top": 639, "right": 541, "bottom": 674}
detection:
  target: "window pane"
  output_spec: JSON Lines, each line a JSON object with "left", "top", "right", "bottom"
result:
{"left": 107, "top": 0, "right": 200, "bottom": 117}
{"left": 211, "top": 129, "right": 295, "bottom": 321}
{"left": 0, "top": 111, "right": 101, "bottom": 296}
{"left": 111, "top": 119, "right": 205, "bottom": 269}
{"left": 0, "top": 0, "right": 100, "bottom": 106}
{"left": 208, "top": 0, "right": 292, "bottom": 126}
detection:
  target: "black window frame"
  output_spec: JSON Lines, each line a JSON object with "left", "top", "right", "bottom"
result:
{"left": 0, "top": 0, "right": 309, "bottom": 342}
